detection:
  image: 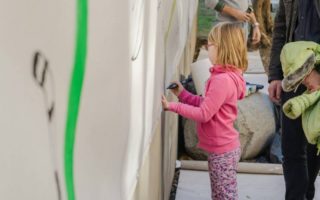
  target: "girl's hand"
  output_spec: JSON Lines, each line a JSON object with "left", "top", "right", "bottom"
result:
{"left": 247, "top": 12, "right": 261, "bottom": 44}
{"left": 252, "top": 26, "right": 261, "bottom": 44}
{"left": 161, "top": 95, "right": 170, "bottom": 111}
{"left": 231, "top": 9, "right": 250, "bottom": 22}
{"left": 247, "top": 12, "right": 256, "bottom": 24}
{"left": 222, "top": 6, "right": 250, "bottom": 22}
{"left": 170, "top": 81, "right": 184, "bottom": 97}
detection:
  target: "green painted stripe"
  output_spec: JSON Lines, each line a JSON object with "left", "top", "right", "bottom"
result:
{"left": 64, "top": 0, "right": 88, "bottom": 200}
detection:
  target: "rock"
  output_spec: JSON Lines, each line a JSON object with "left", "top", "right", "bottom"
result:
{"left": 237, "top": 93, "right": 276, "bottom": 160}
{"left": 183, "top": 92, "right": 276, "bottom": 160}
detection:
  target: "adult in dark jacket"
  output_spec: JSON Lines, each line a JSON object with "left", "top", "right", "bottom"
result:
{"left": 268, "top": 0, "right": 320, "bottom": 199}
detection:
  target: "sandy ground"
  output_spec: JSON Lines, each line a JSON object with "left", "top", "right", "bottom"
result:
{"left": 172, "top": 50, "right": 320, "bottom": 200}
{"left": 176, "top": 170, "right": 320, "bottom": 200}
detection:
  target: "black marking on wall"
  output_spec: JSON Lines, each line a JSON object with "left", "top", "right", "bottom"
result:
{"left": 32, "top": 51, "right": 61, "bottom": 200}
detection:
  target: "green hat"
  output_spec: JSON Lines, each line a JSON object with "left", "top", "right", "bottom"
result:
{"left": 281, "top": 41, "right": 320, "bottom": 92}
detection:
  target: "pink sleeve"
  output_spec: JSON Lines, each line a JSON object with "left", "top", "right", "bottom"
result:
{"left": 178, "top": 89, "right": 203, "bottom": 107}
{"left": 168, "top": 76, "right": 228, "bottom": 123}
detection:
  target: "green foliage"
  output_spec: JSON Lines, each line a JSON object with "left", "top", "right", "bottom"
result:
{"left": 198, "top": 0, "right": 216, "bottom": 38}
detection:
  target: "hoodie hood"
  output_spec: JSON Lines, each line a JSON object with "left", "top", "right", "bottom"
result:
{"left": 210, "top": 65, "right": 246, "bottom": 100}
{"left": 281, "top": 41, "right": 320, "bottom": 92}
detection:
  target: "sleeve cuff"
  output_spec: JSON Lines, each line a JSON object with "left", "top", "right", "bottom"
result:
{"left": 268, "top": 71, "right": 283, "bottom": 83}
{"left": 214, "top": 1, "right": 225, "bottom": 12}
{"left": 268, "top": 64, "right": 283, "bottom": 83}
{"left": 168, "top": 102, "right": 179, "bottom": 112}
{"left": 178, "top": 89, "right": 189, "bottom": 100}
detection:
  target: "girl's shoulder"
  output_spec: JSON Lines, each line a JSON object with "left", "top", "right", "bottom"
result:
{"left": 207, "top": 73, "right": 234, "bottom": 91}
{"left": 208, "top": 71, "right": 244, "bottom": 89}
{"left": 209, "top": 65, "right": 244, "bottom": 86}
{"left": 209, "top": 71, "right": 233, "bottom": 82}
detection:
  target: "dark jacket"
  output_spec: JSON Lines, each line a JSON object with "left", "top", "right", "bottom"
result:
{"left": 268, "top": 0, "right": 320, "bottom": 82}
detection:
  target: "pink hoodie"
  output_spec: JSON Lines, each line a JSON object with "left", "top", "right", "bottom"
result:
{"left": 168, "top": 65, "right": 246, "bottom": 154}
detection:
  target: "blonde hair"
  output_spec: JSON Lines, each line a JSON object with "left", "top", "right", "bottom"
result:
{"left": 208, "top": 22, "right": 248, "bottom": 72}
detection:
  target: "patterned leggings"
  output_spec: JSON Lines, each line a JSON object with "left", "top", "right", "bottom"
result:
{"left": 208, "top": 147, "right": 241, "bottom": 200}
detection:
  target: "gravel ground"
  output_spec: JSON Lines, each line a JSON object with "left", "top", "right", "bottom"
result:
{"left": 169, "top": 169, "right": 180, "bottom": 200}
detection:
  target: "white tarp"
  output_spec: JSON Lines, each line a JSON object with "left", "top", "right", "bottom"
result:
{"left": 124, "top": 0, "right": 198, "bottom": 199}
{"left": 0, "top": 0, "right": 198, "bottom": 200}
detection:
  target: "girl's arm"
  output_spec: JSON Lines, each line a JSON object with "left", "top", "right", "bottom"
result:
{"left": 205, "top": 0, "right": 250, "bottom": 22}
{"left": 168, "top": 80, "right": 203, "bottom": 106}
{"left": 169, "top": 76, "right": 228, "bottom": 123}
{"left": 178, "top": 89, "right": 203, "bottom": 107}
{"left": 221, "top": 5, "right": 250, "bottom": 22}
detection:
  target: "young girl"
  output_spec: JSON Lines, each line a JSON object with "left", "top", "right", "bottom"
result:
{"left": 205, "top": 0, "right": 261, "bottom": 44}
{"left": 162, "top": 22, "right": 247, "bottom": 200}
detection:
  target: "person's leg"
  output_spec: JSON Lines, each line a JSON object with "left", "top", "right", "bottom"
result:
{"left": 306, "top": 143, "right": 320, "bottom": 200}
{"left": 207, "top": 148, "right": 240, "bottom": 200}
{"left": 281, "top": 87, "right": 309, "bottom": 200}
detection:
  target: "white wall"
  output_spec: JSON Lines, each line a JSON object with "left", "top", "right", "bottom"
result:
{"left": 0, "top": 0, "right": 198, "bottom": 199}
{"left": 0, "top": 0, "right": 75, "bottom": 199}
{"left": 0, "top": 1, "right": 131, "bottom": 199}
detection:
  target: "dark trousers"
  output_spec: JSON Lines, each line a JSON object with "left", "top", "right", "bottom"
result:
{"left": 281, "top": 86, "right": 320, "bottom": 200}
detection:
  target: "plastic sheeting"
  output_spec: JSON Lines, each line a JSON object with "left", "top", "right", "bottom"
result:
{"left": 124, "top": 0, "right": 198, "bottom": 199}
{"left": 0, "top": 0, "right": 198, "bottom": 199}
